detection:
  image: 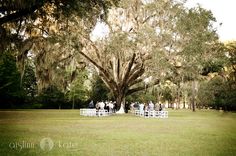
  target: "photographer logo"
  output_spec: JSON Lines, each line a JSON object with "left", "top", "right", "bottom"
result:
{"left": 40, "top": 137, "right": 54, "bottom": 151}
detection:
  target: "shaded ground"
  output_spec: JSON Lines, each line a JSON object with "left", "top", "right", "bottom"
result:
{"left": 0, "top": 109, "right": 235, "bottom": 156}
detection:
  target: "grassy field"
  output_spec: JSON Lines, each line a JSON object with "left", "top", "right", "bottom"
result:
{"left": 0, "top": 109, "right": 235, "bottom": 156}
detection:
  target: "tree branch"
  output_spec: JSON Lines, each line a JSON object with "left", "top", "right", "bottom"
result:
{"left": 126, "top": 63, "right": 145, "bottom": 85}
{"left": 128, "top": 78, "right": 143, "bottom": 87}
{"left": 79, "top": 50, "right": 118, "bottom": 90}
{"left": 126, "top": 79, "right": 159, "bottom": 95}
{"left": 0, "top": 2, "right": 44, "bottom": 25}
{"left": 142, "top": 13, "right": 157, "bottom": 24}
{"left": 122, "top": 53, "right": 136, "bottom": 84}
{"left": 77, "top": 32, "right": 101, "bottom": 60}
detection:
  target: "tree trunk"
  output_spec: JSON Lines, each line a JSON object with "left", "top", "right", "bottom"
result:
{"left": 157, "top": 92, "right": 161, "bottom": 104}
{"left": 72, "top": 91, "right": 75, "bottom": 109}
{"left": 191, "top": 81, "right": 196, "bottom": 112}
{"left": 116, "top": 93, "right": 124, "bottom": 110}
{"left": 177, "top": 85, "right": 180, "bottom": 109}
{"left": 183, "top": 96, "right": 186, "bottom": 109}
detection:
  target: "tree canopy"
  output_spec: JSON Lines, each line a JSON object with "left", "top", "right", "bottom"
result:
{"left": 0, "top": 0, "right": 235, "bottom": 111}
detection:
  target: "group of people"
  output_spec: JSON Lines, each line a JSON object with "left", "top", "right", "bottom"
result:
{"left": 88, "top": 100, "right": 164, "bottom": 113}
{"left": 88, "top": 100, "right": 117, "bottom": 113}
{"left": 130, "top": 101, "right": 163, "bottom": 112}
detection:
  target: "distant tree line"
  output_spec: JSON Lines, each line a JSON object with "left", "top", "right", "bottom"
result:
{"left": 0, "top": 49, "right": 235, "bottom": 110}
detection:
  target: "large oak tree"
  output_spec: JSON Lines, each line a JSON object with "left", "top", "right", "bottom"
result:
{"left": 76, "top": 0, "right": 181, "bottom": 108}
{"left": 76, "top": 0, "right": 220, "bottom": 111}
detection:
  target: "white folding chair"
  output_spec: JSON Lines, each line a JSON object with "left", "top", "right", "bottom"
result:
{"left": 135, "top": 110, "right": 140, "bottom": 116}
{"left": 144, "top": 111, "right": 149, "bottom": 118}
{"left": 149, "top": 111, "right": 155, "bottom": 118}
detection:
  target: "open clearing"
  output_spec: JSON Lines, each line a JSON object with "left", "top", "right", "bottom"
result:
{"left": 0, "top": 109, "right": 235, "bottom": 156}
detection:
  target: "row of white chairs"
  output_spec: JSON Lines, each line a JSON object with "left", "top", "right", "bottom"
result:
{"left": 80, "top": 109, "right": 111, "bottom": 117}
{"left": 134, "top": 110, "right": 168, "bottom": 118}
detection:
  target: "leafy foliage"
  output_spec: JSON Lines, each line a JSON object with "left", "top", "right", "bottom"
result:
{"left": 66, "top": 70, "right": 91, "bottom": 108}
{"left": 90, "top": 75, "right": 110, "bottom": 102}
{"left": 197, "top": 76, "right": 236, "bottom": 110}
{"left": 0, "top": 52, "right": 23, "bottom": 108}
{"left": 0, "top": 0, "right": 235, "bottom": 111}
{"left": 37, "top": 85, "right": 65, "bottom": 109}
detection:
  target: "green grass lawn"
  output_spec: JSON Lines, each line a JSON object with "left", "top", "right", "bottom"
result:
{"left": 0, "top": 109, "right": 235, "bottom": 156}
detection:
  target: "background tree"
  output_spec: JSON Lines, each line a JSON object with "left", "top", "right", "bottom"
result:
{"left": 66, "top": 70, "right": 90, "bottom": 109}
{"left": 153, "top": 5, "right": 219, "bottom": 111}
{"left": 37, "top": 85, "right": 65, "bottom": 109}
{"left": 0, "top": 0, "right": 120, "bottom": 94}
{"left": 0, "top": 0, "right": 120, "bottom": 108}
{"left": 195, "top": 41, "right": 236, "bottom": 111}
{"left": 21, "top": 63, "right": 37, "bottom": 104}
{"left": 90, "top": 74, "right": 110, "bottom": 103}
{"left": 0, "top": 51, "right": 23, "bottom": 108}
{"left": 224, "top": 41, "right": 236, "bottom": 110}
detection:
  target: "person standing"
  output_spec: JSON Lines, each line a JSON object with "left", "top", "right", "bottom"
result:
{"left": 159, "top": 104, "right": 162, "bottom": 111}
{"left": 125, "top": 102, "right": 129, "bottom": 113}
{"left": 88, "top": 100, "right": 94, "bottom": 108}
{"left": 149, "top": 101, "right": 154, "bottom": 111}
